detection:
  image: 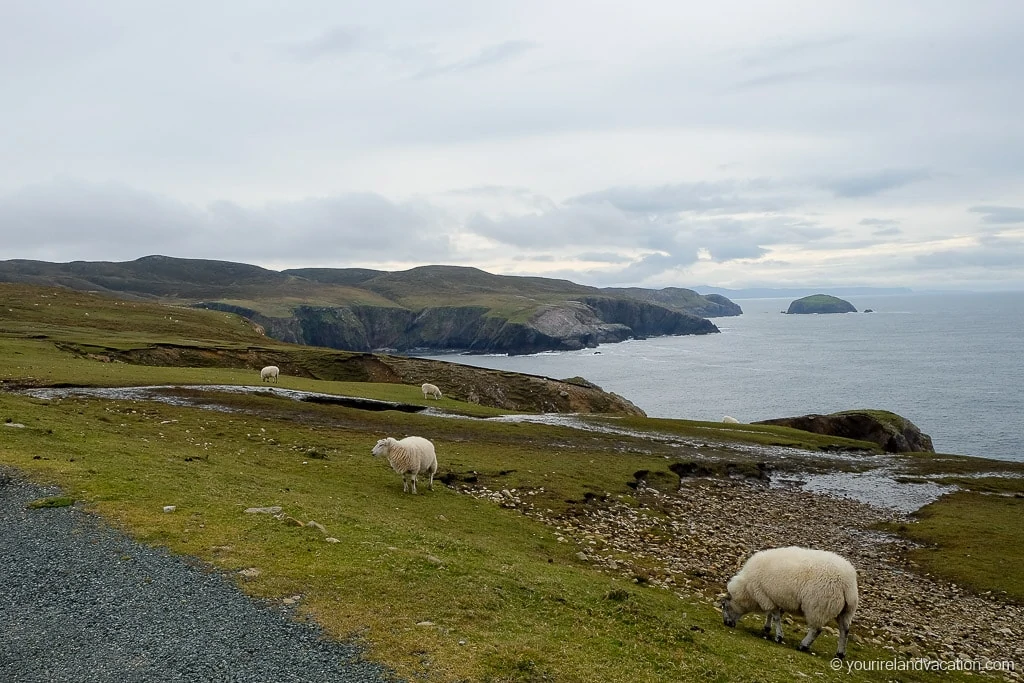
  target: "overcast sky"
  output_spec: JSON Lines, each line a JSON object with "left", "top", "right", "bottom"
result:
{"left": 2, "top": 1, "right": 1023, "bottom": 291}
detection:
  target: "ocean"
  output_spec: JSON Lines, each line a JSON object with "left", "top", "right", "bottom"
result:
{"left": 422, "top": 292, "right": 1024, "bottom": 462}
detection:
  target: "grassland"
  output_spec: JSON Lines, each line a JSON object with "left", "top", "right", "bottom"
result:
{"left": 1, "top": 283, "right": 1018, "bottom": 682}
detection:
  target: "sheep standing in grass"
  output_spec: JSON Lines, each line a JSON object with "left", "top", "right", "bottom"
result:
{"left": 421, "top": 383, "right": 442, "bottom": 400}
{"left": 720, "top": 546, "right": 858, "bottom": 659}
{"left": 722, "top": 415, "right": 740, "bottom": 424}
{"left": 260, "top": 366, "right": 280, "bottom": 383}
{"left": 371, "top": 436, "right": 438, "bottom": 494}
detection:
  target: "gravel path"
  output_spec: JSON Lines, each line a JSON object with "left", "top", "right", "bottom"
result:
{"left": 0, "top": 470, "right": 397, "bottom": 683}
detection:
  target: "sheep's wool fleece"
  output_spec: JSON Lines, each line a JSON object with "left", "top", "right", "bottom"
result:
{"left": 376, "top": 436, "right": 437, "bottom": 474}
{"left": 728, "top": 547, "right": 857, "bottom": 626}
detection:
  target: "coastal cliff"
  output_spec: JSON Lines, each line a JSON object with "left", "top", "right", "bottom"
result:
{"left": 0, "top": 256, "right": 734, "bottom": 355}
{"left": 197, "top": 297, "right": 719, "bottom": 355}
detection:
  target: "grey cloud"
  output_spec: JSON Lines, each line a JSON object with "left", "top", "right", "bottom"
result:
{"left": 607, "top": 253, "right": 688, "bottom": 284}
{"left": 708, "top": 243, "right": 769, "bottom": 261}
{"left": 460, "top": 40, "right": 537, "bottom": 70}
{"left": 285, "top": 26, "right": 362, "bottom": 61}
{"left": 205, "top": 193, "right": 454, "bottom": 263}
{"left": 822, "top": 169, "right": 932, "bottom": 198}
{"left": 570, "top": 180, "right": 793, "bottom": 215}
{"left": 414, "top": 40, "right": 537, "bottom": 79}
{"left": 914, "top": 240, "right": 1024, "bottom": 269}
{"left": 704, "top": 216, "right": 836, "bottom": 244}
{"left": 0, "top": 180, "right": 202, "bottom": 262}
{"left": 969, "top": 205, "right": 1024, "bottom": 224}
{"left": 467, "top": 203, "right": 635, "bottom": 249}
{"left": 468, "top": 199, "right": 835, "bottom": 258}
{"left": 443, "top": 185, "right": 557, "bottom": 211}
{"left": 857, "top": 219, "right": 902, "bottom": 237}
{"left": 575, "top": 252, "right": 634, "bottom": 264}
{"left": 730, "top": 68, "right": 831, "bottom": 91}
{"left": 738, "top": 35, "right": 857, "bottom": 68}
{"left": 0, "top": 180, "right": 453, "bottom": 266}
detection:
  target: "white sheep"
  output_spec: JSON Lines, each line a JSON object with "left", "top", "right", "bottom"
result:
{"left": 421, "top": 383, "right": 442, "bottom": 400}
{"left": 722, "top": 415, "right": 740, "bottom": 424}
{"left": 371, "top": 436, "right": 438, "bottom": 494}
{"left": 260, "top": 366, "right": 280, "bottom": 383}
{"left": 720, "top": 546, "right": 858, "bottom": 659}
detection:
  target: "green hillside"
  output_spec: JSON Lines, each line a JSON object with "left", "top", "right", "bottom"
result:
{"left": 0, "top": 256, "right": 741, "bottom": 354}
{"left": 1, "top": 283, "right": 1021, "bottom": 682}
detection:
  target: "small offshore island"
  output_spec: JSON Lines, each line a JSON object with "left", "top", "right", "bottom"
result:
{"left": 786, "top": 293, "right": 858, "bottom": 314}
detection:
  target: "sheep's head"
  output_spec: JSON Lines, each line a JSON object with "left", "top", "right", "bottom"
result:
{"left": 719, "top": 593, "right": 741, "bottom": 628}
{"left": 371, "top": 438, "right": 390, "bottom": 457}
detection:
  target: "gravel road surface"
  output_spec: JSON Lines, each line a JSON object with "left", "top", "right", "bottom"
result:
{"left": 0, "top": 470, "right": 398, "bottom": 683}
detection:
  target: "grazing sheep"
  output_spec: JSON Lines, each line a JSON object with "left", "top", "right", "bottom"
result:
{"left": 260, "top": 366, "right": 280, "bottom": 383}
{"left": 720, "top": 546, "right": 858, "bottom": 659}
{"left": 371, "top": 436, "right": 438, "bottom": 494}
{"left": 722, "top": 415, "right": 740, "bottom": 424}
{"left": 421, "top": 383, "right": 442, "bottom": 400}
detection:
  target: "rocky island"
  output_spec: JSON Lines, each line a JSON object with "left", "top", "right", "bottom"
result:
{"left": 785, "top": 293, "right": 857, "bottom": 314}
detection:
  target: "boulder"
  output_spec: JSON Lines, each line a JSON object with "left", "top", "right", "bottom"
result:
{"left": 753, "top": 410, "right": 934, "bottom": 453}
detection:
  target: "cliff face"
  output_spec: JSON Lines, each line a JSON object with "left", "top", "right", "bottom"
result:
{"left": 197, "top": 298, "right": 720, "bottom": 355}
{"left": 580, "top": 297, "right": 720, "bottom": 337}
{"left": 601, "top": 288, "right": 743, "bottom": 317}
{"left": 0, "top": 256, "right": 735, "bottom": 356}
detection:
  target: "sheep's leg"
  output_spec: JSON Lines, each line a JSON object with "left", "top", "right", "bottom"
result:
{"left": 798, "top": 627, "right": 821, "bottom": 653}
{"left": 402, "top": 474, "right": 410, "bottom": 493}
{"left": 427, "top": 469, "right": 434, "bottom": 491}
{"left": 763, "top": 610, "right": 783, "bottom": 643}
{"left": 835, "top": 606, "right": 854, "bottom": 659}
{"left": 410, "top": 473, "right": 418, "bottom": 494}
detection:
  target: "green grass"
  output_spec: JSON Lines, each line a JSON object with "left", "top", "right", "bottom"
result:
{"left": 3, "top": 389, "right": 970, "bottom": 682}
{"left": 0, "top": 281, "right": 1010, "bottom": 682}
{"left": 897, "top": 492, "right": 1024, "bottom": 604}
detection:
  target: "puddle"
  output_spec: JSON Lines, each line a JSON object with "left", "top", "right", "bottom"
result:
{"left": 779, "top": 468, "right": 958, "bottom": 513}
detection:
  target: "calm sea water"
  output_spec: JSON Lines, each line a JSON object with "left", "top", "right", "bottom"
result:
{"left": 423, "top": 292, "right": 1024, "bottom": 462}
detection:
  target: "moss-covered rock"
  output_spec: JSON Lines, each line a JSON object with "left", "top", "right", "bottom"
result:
{"left": 753, "top": 409, "right": 934, "bottom": 453}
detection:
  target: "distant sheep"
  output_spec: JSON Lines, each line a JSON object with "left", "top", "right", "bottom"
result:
{"left": 722, "top": 415, "right": 740, "bottom": 424}
{"left": 720, "top": 546, "right": 858, "bottom": 659}
{"left": 421, "top": 383, "right": 442, "bottom": 400}
{"left": 260, "top": 366, "right": 280, "bottom": 383}
{"left": 371, "top": 436, "right": 438, "bottom": 494}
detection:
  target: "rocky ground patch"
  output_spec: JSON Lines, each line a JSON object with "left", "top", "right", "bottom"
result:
{"left": 462, "top": 479, "right": 1023, "bottom": 678}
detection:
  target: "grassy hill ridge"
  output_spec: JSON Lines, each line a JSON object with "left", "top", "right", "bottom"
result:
{"left": 0, "top": 256, "right": 741, "bottom": 354}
